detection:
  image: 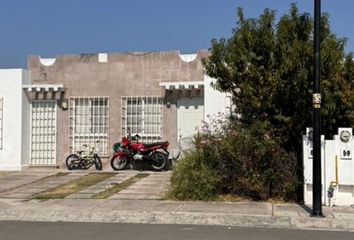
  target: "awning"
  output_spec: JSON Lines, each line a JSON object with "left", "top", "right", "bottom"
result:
{"left": 159, "top": 81, "right": 204, "bottom": 90}
{"left": 23, "top": 84, "right": 64, "bottom": 92}
{"left": 23, "top": 84, "right": 65, "bottom": 101}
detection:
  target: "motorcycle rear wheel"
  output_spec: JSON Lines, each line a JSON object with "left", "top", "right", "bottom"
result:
{"left": 151, "top": 152, "right": 167, "bottom": 171}
{"left": 111, "top": 155, "right": 128, "bottom": 170}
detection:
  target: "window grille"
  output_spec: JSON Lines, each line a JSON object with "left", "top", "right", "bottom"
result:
{"left": 70, "top": 97, "right": 109, "bottom": 156}
{"left": 122, "top": 96, "right": 162, "bottom": 143}
{"left": 0, "top": 98, "right": 3, "bottom": 150}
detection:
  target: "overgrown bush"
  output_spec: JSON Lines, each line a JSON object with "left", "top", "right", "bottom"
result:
{"left": 168, "top": 114, "right": 299, "bottom": 202}
{"left": 212, "top": 121, "right": 299, "bottom": 201}
{"left": 167, "top": 150, "right": 221, "bottom": 201}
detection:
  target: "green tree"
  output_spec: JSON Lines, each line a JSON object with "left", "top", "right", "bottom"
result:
{"left": 203, "top": 3, "right": 354, "bottom": 153}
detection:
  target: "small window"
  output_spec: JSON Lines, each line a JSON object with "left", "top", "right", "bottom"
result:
{"left": 70, "top": 97, "right": 109, "bottom": 156}
{"left": 0, "top": 97, "right": 3, "bottom": 149}
{"left": 122, "top": 96, "right": 163, "bottom": 143}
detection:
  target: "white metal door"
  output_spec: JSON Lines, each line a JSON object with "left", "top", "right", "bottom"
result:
{"left": 177, "top": 98, "right": 204, "bottom": 140}
{"left": 30, "top": 101, "right": 57, "bottom": 165}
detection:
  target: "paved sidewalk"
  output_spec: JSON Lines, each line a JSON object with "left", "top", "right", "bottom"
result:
{"left": 0, "top": 198, "right": 354, "bottom": 232}
{"left": 1, "top": 170, "right": 354, "bottom": 232}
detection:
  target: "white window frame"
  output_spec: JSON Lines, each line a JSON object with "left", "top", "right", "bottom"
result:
{"left": 0, "top": 97, "right": 3, "bottom": 150}
{"left": 122, "top": 96, "right": 163, "bottom": 143}
{"left": 69, "top": 97, "right": 109, "bottom": 156}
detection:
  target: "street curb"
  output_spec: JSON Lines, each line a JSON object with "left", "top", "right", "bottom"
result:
{"left": 1, "top": 209, "right": 353, "bottom": 232}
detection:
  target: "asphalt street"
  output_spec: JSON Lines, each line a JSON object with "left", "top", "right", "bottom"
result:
{"left": 0, "top": 221, "right": 353, "bottom": 240}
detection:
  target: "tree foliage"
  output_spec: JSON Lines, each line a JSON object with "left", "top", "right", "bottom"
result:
{"left": 168, "top": 4, "right": 354, "bottom": 203}
{"left": 203, "top": 4, "right": 354, "bottom": 153}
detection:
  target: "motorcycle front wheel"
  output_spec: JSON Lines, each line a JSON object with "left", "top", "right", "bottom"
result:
{"left": 151, "top": 152, "right": 167, "bottom": 171}
{"left": 111, "top": 155, "right": 128, "bottom": 170}
{"left": 94, "top": 156, "right": 102, "bottom": 170}
{"left": 66, "top": 154, "right": 80, "bottom": 170}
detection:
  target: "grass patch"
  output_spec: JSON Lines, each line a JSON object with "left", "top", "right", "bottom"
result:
{"left": 42, "top": 172, "right": 69, "bottom": 180}
{"left": 218, "top": 194, "right": 252, "bottom": 202}
{"left": 54, "top": 172, "right": 70, "bottom": 177}
{"left": 217, "top": 194, "right": 289, "bottom": 203}
{"left": 32, "top": 172, "right": 116, "bottom": 200}
{"left": 0, "top": 172, "right": 10, "bottom": 178}
{"left": 92, "top": 173, "right": 149, "bottom": 199}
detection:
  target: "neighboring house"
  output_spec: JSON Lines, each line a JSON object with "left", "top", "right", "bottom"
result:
{"left": 0, "top": 69, "right": 31, "bottom": 170}
{"left": 0, "top": 50, "right": 231, "bottom": 170}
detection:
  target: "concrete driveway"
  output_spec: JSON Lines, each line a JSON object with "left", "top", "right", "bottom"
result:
{"left": 0, "top": 170, "right": 172, "bottom": 200}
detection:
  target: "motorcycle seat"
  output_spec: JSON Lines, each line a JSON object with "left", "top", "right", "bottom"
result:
{"left": 142, "top": 141, "right": 169, "bottom": 148}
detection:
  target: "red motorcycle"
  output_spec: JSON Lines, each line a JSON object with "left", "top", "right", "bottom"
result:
{"left": 110, "top": 129, "right": 169, "bottom": 171}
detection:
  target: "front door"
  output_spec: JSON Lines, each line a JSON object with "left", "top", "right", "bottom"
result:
{"left": 30, "top": 101, "right": 57, "bottom": 165}
{"left": 177, "top": 98, "right": 204, "bottom": 141}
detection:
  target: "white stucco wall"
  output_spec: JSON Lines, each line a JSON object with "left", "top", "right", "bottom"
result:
{"left": 203, "top": 75, "right": 232, "bottom": 120}
{"left": 303, "top": 128, "right": 354, "bottom": 206}
{"left": 21, "top": 70, "right": 31, "bottom": 167}
{"left": 0, "top": 69, "right": 30, "bottom": 170}
{"left": 302, "top": 130, "right": 326, "bottom": 205}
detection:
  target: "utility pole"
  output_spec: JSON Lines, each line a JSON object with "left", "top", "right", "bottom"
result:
{"left": 312, "top": 0, "right": 323, "bottom": 217}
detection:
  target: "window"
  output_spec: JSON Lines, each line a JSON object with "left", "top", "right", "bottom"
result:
{"left": 122, "top": 96, "right": 162, "bottom": 143}
{"left": 0, "top": 97, "right": 3, "bottom": 149}
{"left": 70, "top": 97, "right": 109, "bottom": 156}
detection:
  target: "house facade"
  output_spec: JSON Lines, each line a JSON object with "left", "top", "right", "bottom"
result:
{"left": 0, "top": 69, "right": 31, "bottom": 170}
{"left": 0, "top": 50, "right": 231, "bottom": 170}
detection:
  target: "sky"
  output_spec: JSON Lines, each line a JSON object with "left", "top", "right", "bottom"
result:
{"left": 0, "top": 0, "right": 353, "bottom": 68}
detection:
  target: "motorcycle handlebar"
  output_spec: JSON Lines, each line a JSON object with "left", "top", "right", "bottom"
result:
{"left": 128, "top": 134, "right": 140, "bottom": 141}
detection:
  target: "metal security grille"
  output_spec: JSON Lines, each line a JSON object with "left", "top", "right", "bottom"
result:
{"left": 0, "top": 98, "right": 3, "bottom": 150}
{"left": 69, "top": 97, "right": 109, "bottom": 156}
{"left": 122, "top": 96, "right": 162, "bottom": 143}
{"left": 30, "top": 101, "right": 57, "bottom": 165}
